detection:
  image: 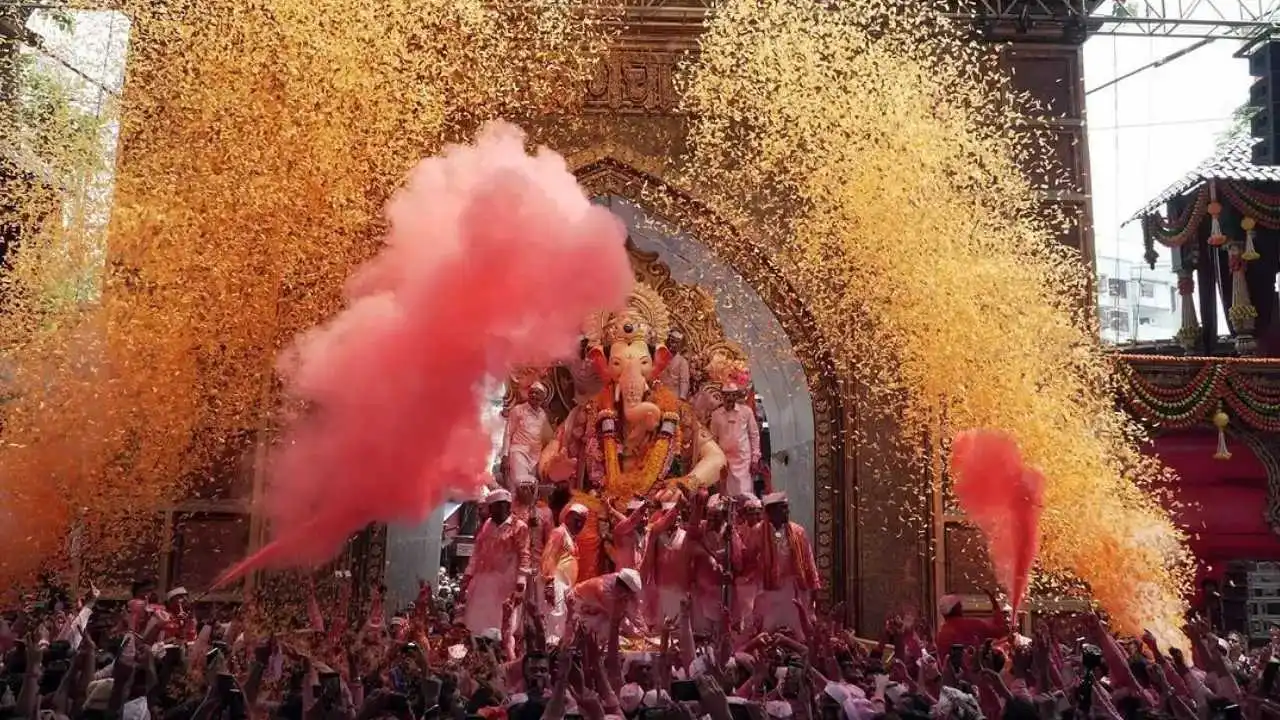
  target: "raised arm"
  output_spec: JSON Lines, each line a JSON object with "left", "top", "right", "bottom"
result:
{"left": 687, "top": 423, "right": 727, "bottom": 490}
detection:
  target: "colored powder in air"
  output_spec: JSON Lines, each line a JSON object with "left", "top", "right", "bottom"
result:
{"left": 218, "top": 121, "right": 632, "bottom": 584}
{"left": 950, "top": 429, "right": 1046, "bottom": 612}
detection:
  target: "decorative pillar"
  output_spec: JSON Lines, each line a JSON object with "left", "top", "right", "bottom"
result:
{"left": 1229, "top": 215, "right": 1259, "bottom": 356}
{"left": 1175, "top": 268, "right": 1200, "bottom": 353}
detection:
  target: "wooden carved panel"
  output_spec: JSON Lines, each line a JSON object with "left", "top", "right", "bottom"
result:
{"left": 944, "top": 522, "right": 997, "bottom": 595}
{"left": 1002, "top": 46, "right": 1081, "bottom": 118}
{"left": 583, "top": 53, "right": 682, "bottom": 115}
{"left": 170, "top": 512, "right": 251, "bottom": 591}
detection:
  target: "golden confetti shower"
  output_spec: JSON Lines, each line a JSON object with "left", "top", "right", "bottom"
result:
{"left": 682, "top": 0, "right": 1190, "bottom": 642}
{"left": 0, "top": 0, "right": 612, "bottom": 588}
{"left": 1, "top": 0, "right": 1190, "bottom": 640}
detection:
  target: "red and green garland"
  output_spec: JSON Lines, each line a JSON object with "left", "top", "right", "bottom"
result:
{"left": 1116, "top": 359, "right": 1280, "bottom": 431}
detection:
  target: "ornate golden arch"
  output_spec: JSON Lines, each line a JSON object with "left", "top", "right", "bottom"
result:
{"left": 570, "top": 155, "right": 851, "bottom": 608}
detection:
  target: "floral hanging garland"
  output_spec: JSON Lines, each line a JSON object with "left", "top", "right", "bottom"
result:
{"left": 1116, "top": 359, "right": 1280, "bottom": 432}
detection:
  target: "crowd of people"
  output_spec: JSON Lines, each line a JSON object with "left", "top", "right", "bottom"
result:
{"left": 0, "top": 484, "right": 1273, "bottom": 720}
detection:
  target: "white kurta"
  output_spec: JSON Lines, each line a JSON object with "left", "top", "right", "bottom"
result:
{"left": 709, "top": 404, "right": 761, "bottom": 497}
{"left": 660, "top": 353, "right": 691, "bottom": 399}
{"left": 503, "top": 403, "right": 547, "bottom": 488}
{"left": 463, "top": 516, "right": 531, "bottom": 635}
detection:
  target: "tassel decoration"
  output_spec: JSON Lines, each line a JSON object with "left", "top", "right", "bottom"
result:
{"left": 1213, "top": 404, "right": 1232, "bottom": 461}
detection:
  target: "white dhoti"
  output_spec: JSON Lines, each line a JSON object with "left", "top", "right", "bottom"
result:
{"left": 752, "top": 584, "right": 808, "bottom": 639}
{"left": 546, "top": 573, "right": 571, "bottom": 642}
{"left": 464, "top": 573, "right": 514, "bottom": 635}
{"left": 723, "top": 450, "right": 753, "bottom": 497}
{"left": 507, "top": 447, "right": 538, "bottom": 489}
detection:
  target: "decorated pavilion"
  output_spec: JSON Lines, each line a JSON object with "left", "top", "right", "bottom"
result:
{"left": 1129, "top": 134, "right": 1280, "bottom": 637}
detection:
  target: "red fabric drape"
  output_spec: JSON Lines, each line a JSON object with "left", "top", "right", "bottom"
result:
{"left": 1149, "top": 429, "right": 1280, "bottom": 591}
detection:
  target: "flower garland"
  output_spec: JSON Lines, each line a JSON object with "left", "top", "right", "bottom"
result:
{"left": 1141, "top": 185, "right": 1209, "bottom": 248}
{"left": 1116, "top": 360, "right": 1280, "bottom": 432}
{"left": 594, "top": 385, "right": 682, "bottom": 504}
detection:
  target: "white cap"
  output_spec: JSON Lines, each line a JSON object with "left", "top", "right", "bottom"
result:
{"left": 447, "top": 644, "right": 468, "bottom": 660}
{"left": 165, "top": 587, "right": 188, "bottom": 601}
{"left": 766, "top": 700, "right": 793, "bottom": 719}
{"left": 486, "top": 489, "right": 512, "bottom": 504}
{"left": 618, "top": 568, "right": 642, "bottom": 593}
{"left": 517, "top": 476, "right": 537, "bottom": 487}
{"left": 619, "top": 684, "right": 644, "bottom": 713}
{"left": 566, "top": 503, "right": 589, "bottom": 517}
{"left": 763, "top": 492, "right": 788, "bottom": 506}
{"left": 938, "top": 594, "right": 962, "bottom": 616}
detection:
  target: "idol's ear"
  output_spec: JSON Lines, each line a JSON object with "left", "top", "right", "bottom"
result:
{"left": 587, "top": 346, "right": 608, "bottom": 379}
{"left": 652, "top": 345, "right": 672, "bottom": 379}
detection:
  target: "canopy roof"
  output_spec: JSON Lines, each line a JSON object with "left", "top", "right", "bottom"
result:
{"left": 1128, "top": 134, "right": 1280, "bottom": 223}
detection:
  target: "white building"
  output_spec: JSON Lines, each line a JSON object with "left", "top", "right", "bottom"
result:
{"left": 1096, "top": 255, "right": 1180, "bottom": 344}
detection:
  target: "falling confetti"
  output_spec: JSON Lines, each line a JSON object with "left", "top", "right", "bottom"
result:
{"left": 0, "top": 0, "right": 614, "bottom": 587}
{"left": 681, "top": 0, "right": 1190, "bottom": 644}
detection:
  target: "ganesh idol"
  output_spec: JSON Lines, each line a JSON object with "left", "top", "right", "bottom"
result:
{"left": 539, "top": 284, "right": 726, "bottom": 580}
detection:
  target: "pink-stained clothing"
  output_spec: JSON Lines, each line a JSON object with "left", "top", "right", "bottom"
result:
{"left": 611, "top": 512, "right": 648, "bottom": 570}
{"left": 641, "top": 514, "right": 692, "bottom": 627}
{"left": 503, "top": 403, "right": 548, "bottom": 488}
{"left": 462, "top": 515, "right": 532, "bottom": 635}
{"left": 742, "top": 521, "right": 819, "bottom": 638}
{"left": 660, "top": 353, "right": 691, "bottom": 399}
{"left": 513, "top": 499, "right": 553, "bottom": 616}
{"left": 691, "top": 524, "right": 729, "bottom": 635}
{"left": 709, "top": 404, "right": 761, "bottom": 497}
{"left": 542, "top": 524, "right": 579, "bottom": 640}
{"left": 570, "top": 573, "right": 645, "bottom": 639}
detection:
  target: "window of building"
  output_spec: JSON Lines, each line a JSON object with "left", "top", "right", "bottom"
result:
{"left": 1107, "top": 278, "right": 1127, "bottom": 298}
{"left": 1140, "top": 282, "right": 1155, "bottom": 298}
{"left": 1103, "top": 308, "right": 1130, "bottom": 334}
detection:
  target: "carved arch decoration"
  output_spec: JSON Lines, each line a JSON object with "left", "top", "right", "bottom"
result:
{"left": 566, "top": 154, "right": 851, "bottom": 609}
{"left": 1227, "top": 427, "right": 1280, "bottom": 536}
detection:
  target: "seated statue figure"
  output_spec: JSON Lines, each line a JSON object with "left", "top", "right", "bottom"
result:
{"left": 539, "top": 284, "right": 726, "bottom": 580}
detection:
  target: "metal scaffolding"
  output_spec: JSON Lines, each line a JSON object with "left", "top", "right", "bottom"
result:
{"left": 948, "top": 0, "right": 1280, "bottom": 40}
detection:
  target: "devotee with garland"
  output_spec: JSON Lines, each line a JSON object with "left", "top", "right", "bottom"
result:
{"left": 742, "top": 492, "right": 820, "bottom": 639}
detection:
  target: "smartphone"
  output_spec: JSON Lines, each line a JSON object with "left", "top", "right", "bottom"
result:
{"left": 215, "top": 672, "right": 236, "bottom": 697}
{"left": 1224, "top": 704, "right": 1243, "bottom": 720}
{"left": 671, "top": 679, "right": 701, "bottom": 702}
{"left": 225, "top": 687, "right": 248, "bottom": 720}
{"left": 729, "top": 703, "right": 752, "bottom": 720}
{"left": 319, "top": 671, "right": 342, "bottom": 701}
{"left": 386, "top": 692, "right": 412, "bottom": 713}
{"left": 1265, "top": 658, "right": 1280, "bottom": 695}
{"left": 163, "top": 645, "right": 182, "bottom": 665}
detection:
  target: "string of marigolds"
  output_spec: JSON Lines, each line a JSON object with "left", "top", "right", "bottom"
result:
{"left": 1116, "top": 361, "right": 1280, "bottom": 432}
